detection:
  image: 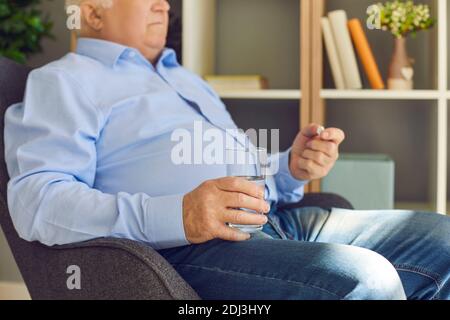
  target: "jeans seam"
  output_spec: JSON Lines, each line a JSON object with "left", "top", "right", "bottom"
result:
{"left": 393, "top": 263, "right": 443, "bottom": 299}
{"left": 172, "top": 263, "right": 343, "bottom": 299}
{"left": 312, "top": 207, "right": 333, "bottom": 242}
{"left": 267, "top": 217, "right": 289, "bottom": 240}
{"left": 275, "top": 209, "right": 297, "bottom": 240}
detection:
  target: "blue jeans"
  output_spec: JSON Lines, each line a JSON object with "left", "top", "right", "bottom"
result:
{"left": 158, "top": 205, "right": 450, "bottom": 300}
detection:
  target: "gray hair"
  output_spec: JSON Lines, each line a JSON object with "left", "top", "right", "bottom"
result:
{"left": 65, "top": 0, "right": 114, "bottom": 9}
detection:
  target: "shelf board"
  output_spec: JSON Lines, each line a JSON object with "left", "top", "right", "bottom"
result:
{"left": 217, "top": 89, "right": 441, "bottom": 100}
{"left": 218, "top": 90, "right": 301, "bottom": 100}
{"left": 321, "top": 90, "right": 441, "bottom": 100}
{"left": 218, "top": 89, "right": 442, "bottom": 100}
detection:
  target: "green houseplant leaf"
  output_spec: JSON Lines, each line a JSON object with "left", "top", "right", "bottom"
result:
{"left": 0, "top": 0, "right": 53, "bottom": 64}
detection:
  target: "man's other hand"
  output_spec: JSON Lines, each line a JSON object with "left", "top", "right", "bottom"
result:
{"left": 182, "top": 177, "right": 270, "bottom": 244}
{"left": 290, "top": 123, "right": 345, "bottom": 181}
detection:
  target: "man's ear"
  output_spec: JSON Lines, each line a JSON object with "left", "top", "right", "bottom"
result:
{"left": 80, "top": 1, "right": 104, "bottom": 32}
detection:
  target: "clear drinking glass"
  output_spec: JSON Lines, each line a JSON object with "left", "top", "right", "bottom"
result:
{"left": 226, "top": 147, "right": 268, "bottom": 233}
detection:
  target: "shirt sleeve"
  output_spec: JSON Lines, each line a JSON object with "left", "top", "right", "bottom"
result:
{"left": 265, "top": 149, "right": 309, "bottom": 205}
{"left": 4, "top": 67, "right": 189, "bottom": 250}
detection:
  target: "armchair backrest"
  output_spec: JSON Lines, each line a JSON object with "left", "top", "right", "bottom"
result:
{"left": 0, "top": 57, "right": 46, "bottom": 296}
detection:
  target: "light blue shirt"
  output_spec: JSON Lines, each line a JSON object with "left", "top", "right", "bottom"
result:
{"left": 5, "top": 38, "right": 307, "bottom": 249}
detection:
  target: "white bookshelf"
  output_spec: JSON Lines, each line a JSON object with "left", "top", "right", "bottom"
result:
{"left": 217, "top": 89, "right": 442, "bottom": 101}
{"left": 320, "top": 0, "right": 448, "bottom": 215}
{"left": 181, "top": 0, "right": 449, "bottom": 215}
{"left": 436, "top": 0, "right": 448, "bottom": 215}
{"left": 321, "top": 89, "right": 441, "bottom": 100}
{"left": 217, "top": 90, "right": 301, "bottom": 100}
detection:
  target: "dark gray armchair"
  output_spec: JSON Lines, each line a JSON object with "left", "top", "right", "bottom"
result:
{"left": 0, "top": 57, "right": 353, "bottom": 300}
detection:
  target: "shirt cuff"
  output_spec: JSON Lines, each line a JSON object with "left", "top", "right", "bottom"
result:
{"left": 146, "top": 194, "right": 190, "bottom": 250}
{"left": 272, "top": 148, "right": 309, "bottom": 204}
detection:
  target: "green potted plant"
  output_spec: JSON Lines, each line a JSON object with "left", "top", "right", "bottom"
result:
{"left": 368, "top": 0, "right": 435, "bottom": 90}
{"left": 0, "top": 0, "right": 53, "bottom": 64}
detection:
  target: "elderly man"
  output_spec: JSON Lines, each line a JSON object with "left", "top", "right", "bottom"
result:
{"left": 4, "top": 0, "right": 450, "bottom": 300}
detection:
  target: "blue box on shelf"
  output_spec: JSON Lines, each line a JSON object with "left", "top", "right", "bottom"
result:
{"left": 321, "top": 153, "right": 395, "bottom": 210}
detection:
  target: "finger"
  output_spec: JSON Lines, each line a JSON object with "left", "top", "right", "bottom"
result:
{"left": 222, "top": 209, "right": 269, "bottom": 225}
{"left": 319, "top": 128, "right": 345, "bottom": 145}
{"left": 296, "top": 168, "right": 312, "bottom": 180}
{"left": 305, "top": 140, "right": 338, "bottom": 159}
{"left": 216, "top": 224, "right": 251, "bottom": 242}
{"left": 216, "top": 177, "right": 265, "bottom": 199}
{"left": 297, "top": 157, "right": 326, "bottom": 177}
{"left": 301, "top": 123, "right": 325, "bottom": 139}
{"left": 302, "top": 149, "right": 333, "bottom": 167}
{"left": 225, "top": 192, "right": 270, "bottom": 214}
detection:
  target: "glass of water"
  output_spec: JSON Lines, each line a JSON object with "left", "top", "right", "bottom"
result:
{"left": 226, "top": 147, "right": 268, "bottom": 233}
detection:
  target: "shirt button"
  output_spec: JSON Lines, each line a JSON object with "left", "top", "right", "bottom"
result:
{"left": 128, "top": 51, "right": 136, "bottom": 58}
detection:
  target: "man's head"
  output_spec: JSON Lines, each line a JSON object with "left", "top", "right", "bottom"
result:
{"left": 66, "top": 0, "right": 171, "bottom": 64}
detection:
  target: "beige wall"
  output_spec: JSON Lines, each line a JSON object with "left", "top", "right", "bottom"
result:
{"left": 0, "top": 227, "right": 22, "bottom": 282}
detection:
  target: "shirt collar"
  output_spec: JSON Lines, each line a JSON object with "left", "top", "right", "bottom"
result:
{"left": 76, "top": 37, "right": 180, "bottom": 69}
{"left": 158, "top": 48, "right": 179, "bottom": 68}
{"left": 76, "top": 38, "right": 128, "bottom": 67}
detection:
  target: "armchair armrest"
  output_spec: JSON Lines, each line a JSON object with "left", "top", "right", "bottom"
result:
{"left": 279, "top": 193, "right": 354, "bottom": 211}
{"left": 29, "top": 238, "right": 199, "bottom": 300}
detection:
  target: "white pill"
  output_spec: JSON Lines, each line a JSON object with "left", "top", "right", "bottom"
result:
{"left": 317, "top": 126, "right": 325, "bottom": 136}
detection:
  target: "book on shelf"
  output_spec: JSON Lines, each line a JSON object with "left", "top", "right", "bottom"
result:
{"left": 321, "top": 17, "right": 346, "bottom": 90}
{"left": 204, "top": 75, "right": 269, "bottom": 91}
{"left": 327, "top": 10, "right": 363, "bottom": 90}
{"left": 348, "top": 19, "right": 385, "bottom": 90}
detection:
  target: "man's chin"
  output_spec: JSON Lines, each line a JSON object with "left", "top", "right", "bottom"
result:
{"left": 145, "top": 39, "right": 167, "bottom": 51}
